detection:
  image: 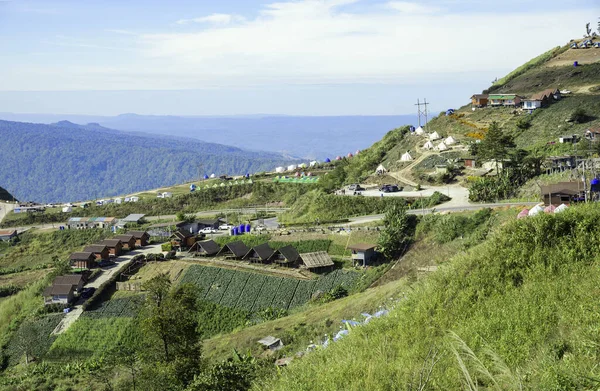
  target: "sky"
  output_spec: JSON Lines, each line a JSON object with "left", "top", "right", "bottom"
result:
{"left": 0, "top": 0, "right": 597, "bottom": 116}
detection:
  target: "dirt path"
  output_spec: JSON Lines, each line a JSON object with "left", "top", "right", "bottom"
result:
{"left": 388, "top": 150, "right": 434, "bottom": 187}
{"left": 179, "top": 256, "right": 313, "bottom": 280}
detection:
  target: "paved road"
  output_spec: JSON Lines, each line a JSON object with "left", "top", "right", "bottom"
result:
{"left": 347, "top": 201, "right": 541, "bottom": 225}
{"left": 51, "top": 243, "right": 164, "bottom": 335}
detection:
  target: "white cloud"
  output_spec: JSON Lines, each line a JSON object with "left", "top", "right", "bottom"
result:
{"left": 386, "top": 1, "right": 441, "bottom": 14}
{"left": 0, "top": 0, "right": 593, "bottom": 91}
{"left": 176, "top": 13, "right": 245, "bottom": 25}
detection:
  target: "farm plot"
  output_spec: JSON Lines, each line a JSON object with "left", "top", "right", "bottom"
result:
{"left": 251, "top": 277, "right": 284, "bottom": 312}
{"left": 82, "top": 295, "right": 144, "bottom": 319}
{"left": 5, "top": 313, "right": 64, "bottom": 366}
{"left": 179, "top": 265, "right": 361, "bottom": 313}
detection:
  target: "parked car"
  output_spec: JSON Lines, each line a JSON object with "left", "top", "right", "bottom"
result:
{"left": 218, "top": 224, "right": 234, "bottom": 230}
{"left": 80, "top": 287, "right": 96, "bottom": 299}
{"left": 98, "top": 259, "right": 115, "bottom": 268}
{"left": 255, "top": 225, "right": 268, "bottom": 232}
{"left": 379, "top": 184, "right": 402, "bottom": 193}
{"left": 200, "top": 227, "right": 217, "bottom": 234}
{"left": 348, "top": 184, "right": 364, "bottom": 191}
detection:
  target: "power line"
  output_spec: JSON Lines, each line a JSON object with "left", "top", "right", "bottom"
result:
{"left": 415, "top": 98, "right": 430, "bottom": 127}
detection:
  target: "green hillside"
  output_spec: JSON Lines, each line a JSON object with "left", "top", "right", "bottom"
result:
{"left": 258, "top": 203, "right": 600, "bottom": 390}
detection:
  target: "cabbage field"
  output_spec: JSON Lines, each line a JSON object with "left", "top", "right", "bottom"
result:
{"left": 179, "top": 265, "right": 359, "bottom": 312}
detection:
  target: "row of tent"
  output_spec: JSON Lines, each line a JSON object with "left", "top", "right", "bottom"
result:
{"left": 191, "top": 180, "right": 254, "bottom": 191}
{"left": 273, "top": 176, "right": 319, "bottom": 183}
{"left": 201, "top": 173, "right": 252, "bottom": 180}
{"left": 571, "top": 40, "right": 599, "bottom": 49}
{"left": 274, "top": 151, "right": 362, "bottom": 173}
{"left": 422, "top": 137, "right": 455, "bottom": 151}
{"left": 517, "top": 204, "right": 568, "bottom": 219}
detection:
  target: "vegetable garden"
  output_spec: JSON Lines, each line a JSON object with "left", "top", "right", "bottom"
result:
{"left": 179, "top": 265, "right": 359, "bottom": 312}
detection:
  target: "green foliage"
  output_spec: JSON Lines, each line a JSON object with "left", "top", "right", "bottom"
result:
{"left": 0, "top": 119, "right": 289, "bottom": 203}
{"left": 179, "top": 265, "right": 360, "bottom": 313}
{"left": 410, "top": 191, "right": 451, "bottom": 210}
{"left": 0, "top": 285, "right": 21, "bottom": 298}
{"left": 196, "top": 300, "right": 251, "bottom": 338}
{"left": 187, "top": 353, "right": 268, "bottom": 391}
{"left": 475, "top": 122, "right": 515, "bottom": 165}
{"left": 515, "top": 115, "right": 532, "bottom": 130}
{"left": 417, "top": 208, "right": 493, "bottom": 246}
{"left": 378, "top": 203, "right": 413, "bottom": 260}
{"left": 569, "top": 107, "right": 590, "bottom": 123}
{"left": 4, "top": 314, "right": 63, "bottom": 366}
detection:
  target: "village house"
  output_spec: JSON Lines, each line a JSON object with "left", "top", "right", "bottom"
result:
{"left": 84, "top": 245, "right": 110, "bottom": 261}
{"left": 147, "top": 221, "right": 186, "bottom": 237}
{"left": 243, "top": 243, "right": 275, "bottom": 263}
{"left": 128, "top": 231, "right": 150, "bottom": 247}
{"left": 69, "top": 252, "right": 97, "bottom": 269}
{"left": 216, "top": 241, "right": 250, "bottom": 260}
{"left": 522, "top": 88, "right": 561, "bottom": 111}
{"left": 114, "top": 234, "right": 136, "bottom": 250}
{"left": 348, "top": 243, "right": 377, "bottom": 267}
{"left": 463, "top": 157, "right": 477, "bottom": 168}
{"left": 67, "top": 217, "right": 117, "bottom": 230}
{"left": 43, "top": 284, "right": 76, "bottom": 306}
{"left": 544, "top": 156, "right": 577, "bottom": 174}
{"left": 169, "top": 229, "right": 196, "bottom": 251}
{"left": 115, "top": 214, "right": 146, "bottom": 229}
{"left": 0, "top": 229, "right": 17, "bottom": 241}
{"left": 585, "top": 128, "right": 600, "bottom": 141}
{"left": 188, "top": 240, "right": 220, "bottom": 257}
{"left": 269, "top": 245, "right": 300, "bottom": 268}
{"left": 53, "top": 274, "right": 85, "bottom": 292}
{"left": 470, "top": 94, "right": 489, "bottom": 107}
{"left": 100, "top": 239, "right": 123, "bottom": 257}
{"left": 488, "top": 94, "right": 522, "bottom": 107}
{"left": 299, "top": 251, "right": 335, "bottom": 273}
{"left": 540, "top": 182, "right": 584, "bottom": 205}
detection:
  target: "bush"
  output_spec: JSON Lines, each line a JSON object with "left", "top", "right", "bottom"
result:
{"left": 161, "top": 243, "right": 172, "bottom": 252}
{"left": 569, "top": 107, "right": 589, "bottom": 123}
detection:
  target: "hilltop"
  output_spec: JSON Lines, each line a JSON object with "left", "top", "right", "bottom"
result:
{"left": 0, "top": 120, "right": 293, "bottom": 203}
{"left": 0, "top": 187, "right": 15, "bottom": 202}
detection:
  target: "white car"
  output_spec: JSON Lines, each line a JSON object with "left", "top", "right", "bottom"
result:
{"left": 200, "top": 227, "right": 217, "bottom": 234}
{"left": 255, "top": 225, "right": 268, "bottom": 232}
{"left": 218, "top": 224, "right": 234, "bottom": 230}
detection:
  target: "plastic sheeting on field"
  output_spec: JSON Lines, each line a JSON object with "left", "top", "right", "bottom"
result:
{"left": 554, "top": 204, "right": 569, "bottom": 213}
{"left": 517, "top": 209, "right": 529, "bottom": 219}
{"left": 528, "top": 205, "right": 544, "bottom": 216}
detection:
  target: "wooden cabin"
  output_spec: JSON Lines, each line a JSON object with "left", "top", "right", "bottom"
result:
{"left": 488, "top": 94, "right": 522, "bottom": 107}
{"left": 540, "top": 182, "right": 584, "bottom": 205}
{"left": 188, "top": 240, "right": 220, "bottom": 257}
{"left": 43, "top": 284, "right": 76, "bottom": 305}
{"left": 114, "top": 234, "right": 136, "bottom": 250}
{"left": 347, "top": 243, "right": 377, "bottom": 267}
{"left": 53, "top": 275, "right": 85, "bottom": 292}
{"left": 69, "top": 252, "right": 97, "bottom": 269}
{"left": 100, "top": 239, "right": 123, "bottom": 257}
{"left": 269, "top": 245, "right": 300, "bottom": 268}
{"left": 243, "top": 243, "right": 275, "bottom": 263}
{"left": 216, "top": 241, "right": 249, "bottom": 260}
{"left": 128, "top": 231, "right": 150, "bottom": 247}
{"left": 470, "top": 94, "right": 488, "bottom": 107}
{"left": 83, "top": 245, "right": 110, "bottom": 261}
{"left": 299, "top": 251, "right": 334, "bottom": 272}
{"left": 169, "top": 229, "right": 196, "bottom": 250}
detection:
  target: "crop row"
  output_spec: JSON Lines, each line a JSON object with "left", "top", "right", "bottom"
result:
{"left": 82, "top": 296, "right": 144, "bottom": 318}
{"left": 180, "top": 265, "right": 359, "bottom": 313}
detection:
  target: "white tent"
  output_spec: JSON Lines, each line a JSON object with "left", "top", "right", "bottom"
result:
{"left": 423, "top": 141, "right": 435, "bottom": 150}
{"left": 62, "top": 206, "right": 72, "bottom": 213}
{"left": 554, "top": 204, "right": 569, "bottom": 213}
{"left": 287, "top": 164, "right": 298, "bottom": 171}
{"left": 437, "top": 142, "right": 448, "bottom": 151}
{"left": 375, "top": 164, "right": 387, "bottom": 174}
{"left": 400, "top": 152, "right": 413, "bottom": 161}
{"left": 528, "top": 204, "right": 544, "bottom": 216}
{"left": 309, "top": 161, "right": 318, "bottom": 167}
{"left": 415, "top": 126, "right": 425, "bottom": 135}
{"left": 445, "top": 136, "right": 456, "bottom": 145}
{"left": 209, "top": 173, "right": 216, "bottom": 178}
{"left": 429, "top": 131, "right": 441, "bottom": 141}
{"left": 275, "top": 167, "right": 285, "bottom": 173}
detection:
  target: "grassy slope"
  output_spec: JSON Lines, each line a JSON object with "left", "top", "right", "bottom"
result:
{"left": 258, "top": 204, "right": 600, "bottom": 390}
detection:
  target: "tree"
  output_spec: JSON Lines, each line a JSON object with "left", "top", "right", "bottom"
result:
{"left": 378, "top": 203, "right": 413, "bottom": 260}
{"left": 585, "top": 22, "right": 592, "bottom": 37}
{"left": 140, "top": 274, "right": 202, "bottom": 386}
{"left": 476, "top": 122, "right": 515, "bottom": 174}
{"left": 13, "top": 320, "right": 43, "bottom": 365}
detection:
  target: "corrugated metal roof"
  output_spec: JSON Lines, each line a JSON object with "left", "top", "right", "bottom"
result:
{"left": 122, "top": 214, "right": 145, "bottom": 222}
{"left": 300, "top": 251, "right": 334, "bottom": 268}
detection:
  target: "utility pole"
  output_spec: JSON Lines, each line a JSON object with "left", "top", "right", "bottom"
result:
{"left": 415, "top": 98, "right": 430, "bottom": 128}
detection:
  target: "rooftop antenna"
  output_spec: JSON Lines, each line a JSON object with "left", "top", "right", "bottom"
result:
{"left": 415, "top": 98, "right": 430, "bottom": 127}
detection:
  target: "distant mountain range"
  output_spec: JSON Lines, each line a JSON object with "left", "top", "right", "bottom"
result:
{"left": 0, "top": 113, "right": 417, "bottom": 159}
{"left": 0, "top": 120, "right": 293, "bottom": 203}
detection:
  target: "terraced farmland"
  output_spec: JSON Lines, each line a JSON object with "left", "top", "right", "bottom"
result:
{"left": 180, "top": 265, "right": 359, "bottom": 312}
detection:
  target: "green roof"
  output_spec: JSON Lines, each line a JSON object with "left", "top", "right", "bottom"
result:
{"left": 488, "top": 94, "right": 517, "bottom": 99}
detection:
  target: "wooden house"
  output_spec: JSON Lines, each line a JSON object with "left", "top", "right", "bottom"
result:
{"left": 470, "top": 94, "right": 488, "bottom": 107}
{"left": 43, "top": 284, "right": 76, "bottom": 305}
{"left": 84, "top": 245, "right": 110, "bottom": 261}
{"left": 69, "top": 252, "right": 97, "bottom": 269}
{"left": 347, "top": 243, "right": 377, "bottom": 267}
{"left": 169, "top": 229, "right": 196, "bottom": 250}
{"left": 100, "top": 239, "right": 123, "bottom": 257}
{"left": 114, "top": 234, "right": 136, "bottom": 250}
{"left": 0, "top": 229, "right": 17, "bottom": 242}
{"left": 53, "top": 275, "right": 85, "bottom": 292}
{"left": 540, "top": 182, "right": 584, "bottom": 205}
{"left": 243, "top": 243, "right": 275, "bottom": 263}
{"left": 269, "top": 245, "right": 300, "bottom": 268}
{"left": 463, "top": 158, "right": 477, "bottom": 168}
{"left": 188, "top": 240, "right": 220, "bottom": 257}
{"left": 216, "top": 241, "right": 250, "bottom": 259}
{"left": 299, "top": 251, "right": 335, "bottom": 272}
{"left": 128, "top": 231, "right": 150, "bottom": 247}
{"left": 523, "top": 88, "right": 561, "bottom": 111}
{"left": 67, "top": 217, "right": 117, "bottom": 230}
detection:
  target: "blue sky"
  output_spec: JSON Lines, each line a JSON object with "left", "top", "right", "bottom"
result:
{"left": 0, "top": 0, "right": 597, "bottom": 115}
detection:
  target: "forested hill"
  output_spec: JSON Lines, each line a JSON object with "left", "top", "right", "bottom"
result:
{"left": 0, "top": 120, "right": 293, "bottom": 203}
{"left": 0, "top": 186, "right": 15, "bottom": 202}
